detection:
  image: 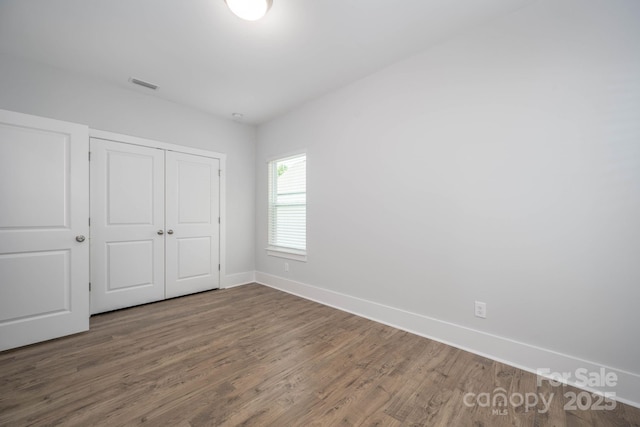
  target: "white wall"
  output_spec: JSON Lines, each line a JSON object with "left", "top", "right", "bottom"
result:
{"left": 256, "top": 0, "right": 640, "bottom": 402}
{"left": 0, "top": 53, "right": 256, "bottom": 283}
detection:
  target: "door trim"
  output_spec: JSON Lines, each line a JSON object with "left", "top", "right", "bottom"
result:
{"left": 89, "top": 129, "right": 226, "bottom": 299}
{"left": 90, "top": 129, "right": 225, "bottom": 159}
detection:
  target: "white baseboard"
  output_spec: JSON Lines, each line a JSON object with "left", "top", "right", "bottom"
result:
{"left": 223, "top": 271, "right": 255, "bottom": 289}
{"left": 255, "top": 271, "right": 640, "bottom": 409}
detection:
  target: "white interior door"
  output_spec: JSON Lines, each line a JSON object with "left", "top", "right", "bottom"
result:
{"left": 165, "top": 151, "right": 220, "bottom": 298}
{"left": 0, "top": 109, "right": 89, "bottom": 352}
{"left": 90, "top": 139, "right": 165, "bottom": 314}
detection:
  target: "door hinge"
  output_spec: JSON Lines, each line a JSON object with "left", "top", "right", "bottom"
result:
{"left": 218, "top": 169, "right": 221, "bottom": 177}
{"left": 218, "top": 217, "right": 220, "bottom": 224}
{"left": 88, "top": 217, "right": 91, "bottom": 226}
{"left": 218, "top": 264, "right": 221, "bottom": 271}
{"left": 88, "top": 151, "right": 91, "bottom": 161}
{"left": 89, "top": 282, "right": 92, "bottom": 291}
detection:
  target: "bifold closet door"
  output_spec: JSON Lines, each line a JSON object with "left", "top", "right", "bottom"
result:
{"left": 90, "top": 139, "right": 165, "bottom": 314}
{"left": 165, "top": 151, "right": 220, "bottom": 298}
{"left": 0, "top": 109, "right": 89, "bottom": 351}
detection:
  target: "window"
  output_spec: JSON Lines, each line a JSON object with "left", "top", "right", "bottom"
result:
{"left": 268, "top": 153, "right": 306, "bottom": 261}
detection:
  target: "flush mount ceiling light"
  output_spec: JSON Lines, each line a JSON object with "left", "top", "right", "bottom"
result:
{"left": 224, "top": 0, "right": 272, "bottom": 21}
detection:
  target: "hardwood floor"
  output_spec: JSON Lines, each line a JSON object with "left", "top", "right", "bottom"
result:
{"left": 1, "top": 284, "right": 639, "bottom": 426}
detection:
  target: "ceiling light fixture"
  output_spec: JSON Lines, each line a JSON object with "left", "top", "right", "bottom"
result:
{"left": 224, "top": 0, "right": 272, "bottom": 21}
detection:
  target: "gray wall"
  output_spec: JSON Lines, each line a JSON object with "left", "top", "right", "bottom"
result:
{"left": 256, "top": 0, "right": 640, "bottom": 376}
{"left": 0, "top": 53, "right": 256, "bottom": 280}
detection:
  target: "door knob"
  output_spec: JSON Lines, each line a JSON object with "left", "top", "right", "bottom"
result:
{"left": 157, "top": 230, "right": 164, "bottom": 235}
{"left": 76, "top": 235, "right": 86, "bottom": 242}
{"left": 167, "top": 230, "right": 174, "bottom": 235}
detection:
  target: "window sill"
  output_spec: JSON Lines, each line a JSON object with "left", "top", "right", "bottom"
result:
{"left": 266, "top": 246, "right": 307, "bottom": 262}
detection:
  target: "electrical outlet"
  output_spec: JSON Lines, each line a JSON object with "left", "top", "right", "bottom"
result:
{"left": 475, "top": 301, "right": 487, "bottom": 319}
{"left": 284, "top": 262, "right": 289, "bottom": 272}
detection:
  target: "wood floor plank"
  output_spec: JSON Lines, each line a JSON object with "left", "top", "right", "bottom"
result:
{"left": 1, "top": 284, "right": 639, "bottom": 426}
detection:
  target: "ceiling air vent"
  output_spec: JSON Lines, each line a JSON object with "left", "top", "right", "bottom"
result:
{"left": 129, "top": 77, "right": 158, "bottom": 91}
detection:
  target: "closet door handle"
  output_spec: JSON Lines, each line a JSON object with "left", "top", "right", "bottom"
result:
{"left": 167, "top": 230, "right": 174, "bottom": 235}
{"left": 75, "top": 235, "right": 86, "bottom": 243}
{"left": 157, "top": 230, "right": 164, "bottom": 235}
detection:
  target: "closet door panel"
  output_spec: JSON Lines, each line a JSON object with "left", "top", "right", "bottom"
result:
{"left": 90, "top": 139, "right": 165, "bottom": 314}
{"left": 165, "top": 152, "right": 220, "bottom": 298}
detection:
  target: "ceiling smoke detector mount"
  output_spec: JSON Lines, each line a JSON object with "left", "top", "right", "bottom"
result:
{"left": 129, "top": 77, "right": 159, "bottom": 91}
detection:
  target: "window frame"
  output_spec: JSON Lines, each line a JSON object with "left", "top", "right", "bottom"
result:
{"left": 266, "top": 151, "right": 307, "bottom": 262}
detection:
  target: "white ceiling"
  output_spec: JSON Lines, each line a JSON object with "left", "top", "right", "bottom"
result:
{"left": 0, "top": 0, "right": 534, "bottom": 124}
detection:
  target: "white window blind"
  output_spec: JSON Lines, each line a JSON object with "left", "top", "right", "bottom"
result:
{"left": 268, "top": 154, "right": 306, "bottom": 251}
